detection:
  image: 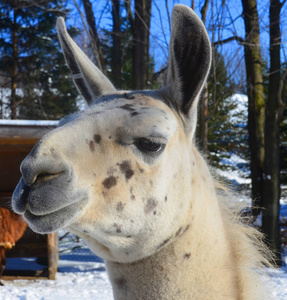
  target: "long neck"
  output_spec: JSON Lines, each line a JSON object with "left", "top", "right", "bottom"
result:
{"left": 105, "top": 154, "right": 239, "bottom": 300}
{"left": 106, "top": 224, "right": 238, "bottom": 300}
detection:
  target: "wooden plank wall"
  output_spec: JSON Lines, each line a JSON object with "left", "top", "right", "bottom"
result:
{"left": 0, "top": 121, "right": 59, "bottom": 280}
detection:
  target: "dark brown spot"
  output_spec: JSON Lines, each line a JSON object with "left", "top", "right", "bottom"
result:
{"left": 120, "top": 104, "right": 135, "bottom": 112}
{"left": 131, "top": 111, "right": 139, "bottom": 117}
{"left": 89, "top": 140, "right": 95, "bottom": 152}
{"left": 116, "top": 201, "right": 124, "bottom": 212}
{"left": 129, "top": 187, "right": 136, "bottom": 201}
{"left": 153, "top": 210, "right": 157, "bottom": 215}
{"left": 119, "top": 160, "right": 134, "bottom": 180}
{"left": 93, "top": 134, "right": 102, "bottom": 144}
{"left": 183, "top": 253, "right": 191, "bottom": 260}
{"left": 102, "top": 176, "right": 117, "bottom": 189}
{"left": 175, "top": 227, "right": 182, "bottom": 237}
{"left": 183, "top": 224, "right": 190, "bottom": 235}
{"left": 113, "top": 223, "right": 122, "bottom": 233}
{"left": 144, "top": 198, "right": 158, "bottom": 214}
{"left": 165, "top": 196, "right": 168, "bottom": 202}
{"left": 157, "top": 236, "right": 172, "bottom": 249}
{"left": 114, "top": 277, "right": 128, "bottom": 290}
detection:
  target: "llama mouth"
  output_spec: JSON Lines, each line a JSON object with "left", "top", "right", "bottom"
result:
{"left": 12, "top": 176, "right": 89, "bottom": 234}
{"left": 23, "top": 198, "right": 89, "bottom": 234}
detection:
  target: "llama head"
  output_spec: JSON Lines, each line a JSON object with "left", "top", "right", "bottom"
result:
{"left": 12, "top": 5, "right": 211, "bottom": 263}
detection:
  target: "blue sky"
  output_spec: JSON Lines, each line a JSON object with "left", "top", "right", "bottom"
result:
{"left": 69, "top": 0, "right": 286, "bottom": 83}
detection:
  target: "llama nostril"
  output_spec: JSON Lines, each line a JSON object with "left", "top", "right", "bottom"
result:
{"left": 34, "top": 172, "right": 62, "bottom": 184}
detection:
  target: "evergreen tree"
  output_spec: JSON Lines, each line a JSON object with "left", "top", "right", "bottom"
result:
{"left": 0, "top": 0, "right": 79, "bottom": 120}
{"left": 207, "top": 49, "right": 249, "bottom": 176}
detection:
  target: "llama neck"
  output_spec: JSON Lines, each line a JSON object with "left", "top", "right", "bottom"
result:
{"left": 105, "top": 175, "right": 239, "bottom": 300}
{"left": 106, "top": 224, "right": 238, "bottom": 300}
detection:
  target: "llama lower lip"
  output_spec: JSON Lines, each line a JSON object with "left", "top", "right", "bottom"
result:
{"left": 23, "top": 197, "right": 89, "bottom": 234}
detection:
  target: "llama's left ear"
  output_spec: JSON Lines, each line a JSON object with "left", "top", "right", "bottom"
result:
{"left": 165, "top": 5, "right": 211, "bottom": 133}
{"left": 57, "top": 18, "right": 116, "bottom": 105}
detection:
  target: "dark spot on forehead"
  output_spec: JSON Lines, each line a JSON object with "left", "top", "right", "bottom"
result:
{"left": 144, "top": 198, "right": 158, "bottom": 214}
{"left": 123, "top": 93, "right": 135, "bottom": 100}
{"left": 102, "top": 176, "right": 117, "bottom": 189}
{"left": 94, "top": 134, "right": 102, "bottom": 144}
{"left": 89, "top": 140, "right": 95, "bottom": 152}
{"left": 118, "top": 160, "right": 134, "bottom": 180}
{"left": 120, "top": 104, "right": 135, "bottom": 112}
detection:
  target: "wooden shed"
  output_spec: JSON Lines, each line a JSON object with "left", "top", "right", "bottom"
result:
{"left": 0, "top": 120, "right": 59, "bottom": 280}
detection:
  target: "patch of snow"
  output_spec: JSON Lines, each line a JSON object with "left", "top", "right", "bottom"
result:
{"left": 228, "top": 93, "right": 248, "bottom": 125}
{"left": 216, "top": 152, "right": 251, "bottom": 186}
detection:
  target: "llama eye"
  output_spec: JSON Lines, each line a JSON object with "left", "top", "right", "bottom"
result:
{"left": 136, "top": 138, "right": 165, "bottom": 153}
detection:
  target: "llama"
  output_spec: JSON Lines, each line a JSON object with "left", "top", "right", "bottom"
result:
{"left": 12, "top": 5, "right": 272, "bottom": 299}
{"left": 0, "top": 208, "right": 27, "bottom": 285}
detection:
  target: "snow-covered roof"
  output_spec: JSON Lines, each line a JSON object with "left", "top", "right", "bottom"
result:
{"left": 0, "top": 120, "right": 58, "bottom": 126}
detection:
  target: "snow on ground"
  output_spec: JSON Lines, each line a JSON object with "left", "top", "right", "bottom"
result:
{"left": 1, "top": 230, "right": 287, "bottom": 299}
{"left": 1, "top": 233, "right": 113, "bottom": 300}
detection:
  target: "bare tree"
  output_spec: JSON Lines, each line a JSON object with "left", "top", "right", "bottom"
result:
{"left": 241, "top": 0, "right": 265, "bottom": 215}
{"left": 111, "top": 0, "right": 122, "bottom": 89}
{"left": 81, "top": 0, "right": 107, "bottom": 75}
{"left": 262, "top": 0, "right": 286, "bottom": 266}
{"left": 198, "top": 0, "right": 210, "bottom": 152}
{"left": 125, "top": 0, "right": 152, "bottom": 89}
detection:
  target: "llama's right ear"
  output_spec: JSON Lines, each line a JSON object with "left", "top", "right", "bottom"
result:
{"left": 57, "top": 18, "right": 116, "bottom": 105}
{"left": 165, "top": 5, "right": 211, "bottom": 133}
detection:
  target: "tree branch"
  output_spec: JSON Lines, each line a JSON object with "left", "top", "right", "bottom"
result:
{"left": 213, "top": 36, "right": 244, "bottom": 46}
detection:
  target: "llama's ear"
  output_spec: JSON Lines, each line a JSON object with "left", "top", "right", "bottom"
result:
{"left": 56, "top": 17, "right": 116, "bottom": 105}
{"left": 165, "top": 5, "right": 211, "bottom": 131}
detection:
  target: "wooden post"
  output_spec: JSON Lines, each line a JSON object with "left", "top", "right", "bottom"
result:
{"left": 47, "top": 232, "right": 59, "bottom": 280}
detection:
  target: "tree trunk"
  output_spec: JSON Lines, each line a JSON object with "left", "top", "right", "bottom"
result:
{"left": 198, "top": 0, "right": 209, "bottom": 152}
{"left": 111, "top": 0, "right": 122, "bottom": 89}
{"left": 10, "top": 8, "right": 18, "bottom": 119}
{"left": 262, "top": 0, "right": 284, "bottom": 266}
{"left": 199, "top": 86, "right": 208, "bottom": 151}
{"left": 132, "top": 0, "right": 152, "bottom": 90}
{"left": 241, "top": 0, "right": 265, "bottom": 216}
{"left": 82, "top": 0, "right": 107, "bottom": 75}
